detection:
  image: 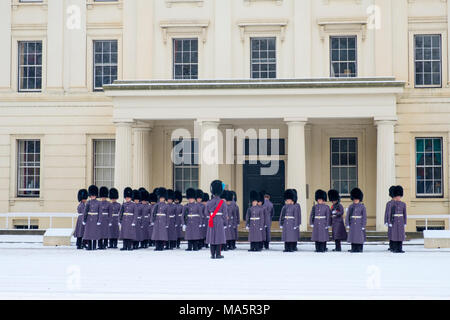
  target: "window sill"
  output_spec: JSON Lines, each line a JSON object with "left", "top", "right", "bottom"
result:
{"left": 10, "top": 198, "right": 44, "bottom": 207}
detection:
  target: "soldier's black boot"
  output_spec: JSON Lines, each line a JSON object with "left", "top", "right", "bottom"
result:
{"left": 204, "top": 239, "right": 209, "bottom": 249}
{"left": 360, "top": 244, "right": 364, "bottom": 253}
{"left": 120, "top": 240, "right": 127, "bottom": 251}
{"left": 398, "top": 242, "right": 405, "bottom": 253}
{"left": 86, "top": 240, "right": 92, "bottom": 251}
{"left": 216, "top": 245, "right": 224, "bottom": 259}
{"left": 186, "top": 241, "right": 193, "bottom": 251}
{"left": 290, "top": 242, "right": 296, "bottom": 252}
{"left": 76, "top": 237, "right": 82, "bottom": 249}
{"left": 210, "top": 245, "right": 216, "bottom": 259}
{"left": 283, "top": 242, "right": 288, "bottom": 252}
{"left": 113, "top": 239, "right": 118, "bottom": 248}
{"left": 92, "top": 240, "right": 97, "bottom": 251}
{"left": 388, "top": 240, "right": 393, "bottom": 251}
{"left": 104, "top": 239, "right": 109, "bottom": 249}
{"left": 264, "top": 241, "right": 269, "bottom": 250}
{"left": 232, "top": 240, "right": 237, "bottom": 250}
{"left": 315, "top": 242, "right": 319, "bottom": 252}
{"left": 349, "top": 243, "right": 355, "bottom": 252}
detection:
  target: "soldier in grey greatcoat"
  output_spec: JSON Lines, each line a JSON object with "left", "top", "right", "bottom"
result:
{"left": 98, "top": 186, "right": 111, "bottom": 250}
{"left": 246, "top": 191, "right": 266, "bottom": 252}
{"left": 108, "top": 188, "right": 120, "bottom": 249}
{"left": 346, "top": 188, "right": 367, "bottom": 253}
{"left": 74, "top": 189, "right": 88, "bottom": 249}
{"left": 387, "top": 186, "right": 407, "bottom": 253}
{"left": 165, "top": 189, "right": 178, "bottom": 250}
{"left": 151, "top": 187, "right": 170, "bottom": 251}
{"left": 279, "top": 189, "right": 301, "bottom": 252}
{"left": 140, "top": 189, "right": 151, "bottom": 249}
{"left": 205, "top": 180, "right": 228, "bottom": 259}
{"left": 224, "top": 191, "right": 236, "bottom": 250}
{"left": 328, "top": 189, "right": 347, "bottom": 252}
{"left": 83, "top": 185, "right": 102, "bottom": 251}
{"left": 385, "top": 186, "right": 396, "bottom": 251}
{"left": 310, "top": 190, "right": 332, "bottom": 253}
{"left": 230, "top": 191, "right": 240, "bottom": 250}
{"left": 119, "top": 187, "right": 138, "bottom": 251}
{"left": 196, "top": 189, "right": 206, "bottom": 249}
{"left": 132, "top": 189, "right": 142, "bottom": 250}
{"left": 183, "top": 188, "right": 204, "bottom": 251}
{"left": 262, "top": 191, "right": 275, "bottom": 250}
{"left": 174, "top": 190, "right": 184, "bottom": 249}
{"left": 148, "top": 192, "right": 157, "bottom": 247}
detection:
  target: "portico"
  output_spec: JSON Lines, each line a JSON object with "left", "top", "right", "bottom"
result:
{"left": 104, "top": 78, "right": 404, "bottom": 231}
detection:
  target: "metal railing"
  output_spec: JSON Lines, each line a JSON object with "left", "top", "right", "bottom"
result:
{"left": 0, "top": 213, "right": 78, "bottom": 230}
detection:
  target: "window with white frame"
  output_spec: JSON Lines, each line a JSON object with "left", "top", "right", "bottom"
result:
{"left": 93, "top": 139, "right": 115, "bottom": 188}
{"left": 414, "top": 34, "right": 442, "bottom": 87}
{"left": 173, "top": 38, "right": 198, "bottom": 80}
{"left": 173, "top": 139, "right": 199, "bottom": 194}
{"left": 17, "top": 140, "right": 40, "bottom": 197}
{"left": 330, "top": 138, "right": 358, "bottom": 196}
{"left": 330, "top": 36, "right": 357, "bottom": 78}
{"left": 93, "top": 40, "right": 118, "bottom": 91}
{"left": 250, "top": 37, "right": 276, "bottom": 79}
{"left": 416, "top": 138, "right": 443, "bottom": 197}
{"left": 18, "top": 41, "right": 42, "bottom": 92}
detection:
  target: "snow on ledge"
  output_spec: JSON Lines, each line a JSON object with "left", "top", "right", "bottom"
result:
{"left": 424, "top": 230, "right": 450, "bottom": 239}
{"left": 44, "top": 229, "right": 73, "bottom": 237}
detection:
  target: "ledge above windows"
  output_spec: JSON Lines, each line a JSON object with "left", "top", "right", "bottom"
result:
{"left": 165, "top": 0, "right": 204, "bottom": 7}
{"left": 86, "top": 0, "right": 123, "bottom": 10}
{"left": 237, "top": 19, "right": 288, "bottom": 42}
{"left": 243, "top": 0, "right": 283, "bottom": 6}
{"left": 12, "top": 0, "right": 47, "bottom": 11}
{"left": 160, "top": 20, "right": 210, "bottom": 44}
{"left": 317, "top": 17, "right": 368, "bottom": 41}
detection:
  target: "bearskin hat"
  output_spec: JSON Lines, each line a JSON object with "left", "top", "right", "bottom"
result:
{"left": 195, "top": 189, "right": 204, "bottom": 199}
{"left": 109, "top": 188, "right": 119, "bottom": 200}
{"left": 231, "top": 191, "right": 237, "bottom": 202}
{"left": 156, "top": 187, "right": 168, "bottom": 200}
{"left": 328, "top": 189, "right": 340, "bottom": 202}
{"left": 225, "top": 190, "right": 233, "bottom": 202}
{"left": 202, "top": 193, "right": 210, "bottom": 202}
{"left": 174, "top": 190, "right": 183, "bottom": 202}
{"left": 186, "top": 188, "right": 196, "bottom": 200}
{"left": 292, "top": 189, "right": 298, "bottom": 204}
{"left": 167, "top": 189, "right": 175, "bottom": 201}
{"left": 250, "top": 190, "right": 259, "bottom": 202}
{"left": 88, "top": 185, "right": 98, "bottom": 197}
{"left": 350, "top": 188, "right": 363, "bottom": 201}
{"left": 389, "top": 186, "right": 396, "bottom": 198}
{"left": 99, "top": 186, "right": 109, "bottom": 198}
{"left": 220, "top": 190, "right": 227, "bottom": 199}
{"left": 394, "top": 185, "right": 404, "bottom": 198}
{"left": 262, "top": 190, "right": 270, "bottom": 197}
{"left": 258, "top": 192, "right": 265, "bottom": 204}
{"left": 148, "top": 192, "right": 158, "bottom": 203}
{"left": 140, "top": 189, "right": 149, "bottom": 202}
{"left": 77, "top": 189, "right": 88, "bottom": 202}
{"left": 315, "top": 189, "right": 327, "bottom": 202}
{"left": 123, "top": 187, "right": 133, "bottom": 199}
{"left": 132, "top": 189, "right": 141, "bottom": 201}
{"left": 210, "top": 180, "right": 224, "bottom": 196}
{"left": 284, "top": 189, "right": 295, "bottom": 201}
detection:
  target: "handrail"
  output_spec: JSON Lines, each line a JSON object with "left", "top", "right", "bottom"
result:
{"left": 0, "top": 213, "right": 78, "bottom": 229}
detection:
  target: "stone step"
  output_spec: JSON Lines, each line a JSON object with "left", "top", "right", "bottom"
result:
{"left": 0, "top": 229, "right": 46, "bottom": 236}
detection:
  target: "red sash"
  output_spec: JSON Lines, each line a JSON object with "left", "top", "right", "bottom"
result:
{"left": 208, "top": 200, "right": 224, "bottom": 228}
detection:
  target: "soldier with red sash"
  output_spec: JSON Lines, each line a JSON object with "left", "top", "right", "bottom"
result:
{"left": 205, "top": 181, "right": 228, "bottom": 259}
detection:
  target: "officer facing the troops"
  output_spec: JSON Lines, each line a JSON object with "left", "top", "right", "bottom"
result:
{"left": 83, "top": 185, "right": 102, "bottom": 251}
{"left": 108, "top": 188, "right": 121, "bottom": 249}
{"left": 310, "top": 190, "right": 332, "bottom": 253}
{"left": 387, "top": 186, "right": 407, "bottom": 253}
{"left": 279, "top": 189, "right": 301, "bottom": 253}
{"left": 74, "top": 189, "right": 88, "bottom": 249}
{"left": 328, "top": 189, "right": 347, "bottom": 252}
{"left": 205, "top": 180, "right": 228, "bottom": 259}
{"left": 119, "top": 187, "right": 138, "bottom": 251}
{"left": 346, "top": 188, "right": 367, "bottom": 253}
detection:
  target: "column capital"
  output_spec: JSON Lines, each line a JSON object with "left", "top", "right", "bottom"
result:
{"left": 114, "top": 119, "right": 134, "bottom": 126}
{"left": 284, "top": 117, "right": 308, "bottom": 125}
{"left": 133, "top": 120, "right": 154, "bottom": 132}
{"left": 374, "top": 117, "right": 398, "bottom": 126}
{"left": 196, "top": 118, "right": 221, "bottom": 124}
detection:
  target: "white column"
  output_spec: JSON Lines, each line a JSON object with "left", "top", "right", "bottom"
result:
{"left": 0, "top": 0, "right": 11, "bottom": 89}
{"left": 133, "top": 124, "right": 152, "bottom": 189}
{"left": 375, "top": 119, "right": 397, "bottom": 231}
{"left": 47, "top": 0, "right": 64, "bottom": 92}
{"left": 286, "top": 118, "right": 308, "bottom": 231}
{"left": 198, "top": 119, "right": 221, "bottom": 193}
{"left": 114, "top": 121, "right": 133, "bottom": 199}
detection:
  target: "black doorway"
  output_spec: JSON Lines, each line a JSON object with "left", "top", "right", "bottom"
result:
{"left": 242, "top": 160, "right": 285, "bottom": 221}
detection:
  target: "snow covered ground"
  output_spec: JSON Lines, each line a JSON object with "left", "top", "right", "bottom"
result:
{"left": 0, "top": 239, "right": 449, "bottom": 300}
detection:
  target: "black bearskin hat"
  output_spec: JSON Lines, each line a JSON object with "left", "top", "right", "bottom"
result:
{"left": 157, "top": 187, "right": 168, "bottom": 200}
{"left": 284, "top": 189, "right": 295, "bottom": 201}
{"left": 186, "top": 188, "right": 196, "bottom": 199}
{"left": 315, "top": 189, "right": 327, "bottom": 202}
{"left": 167, "top": 189, "right": 175, "bottom": 200}
{"left": 394, "top": 185, "right": 404, "bottom": 197}
{"left": 99, "top": 186, "right": 109, "bottom": 198}
{"left": 258, "top": 192, "right": 265, "bottom": 204}
{"left": 123, "top": 187, "right": 133, "bottom": 199}
{"left": 389, "top": 186, "right": 396, "bottom": 198}
{"left": 350, "top": 188, "right": 363, "bottom": 201}
{"left": 109, "top": 188, "right": 119, "bottom": 200}
{"left": 148, "top": 192, "right": 158, "bottom": 203}
{"left": 225, "top": 190, "right": 233, "bottom": 202}
{"left": 77, "top": 189, "right": 88, "bottom": 202}
{"left": 262, "top": 190, "right": 270, "bottom": 197}
{"left": 174, "top": 190, "right": 183, "bottom": 202}
{"left": 292, "top": 189, "right": 298, "bottom": 204}
{"left": 202, "top": 193, "right": 210, "bottom": 202}
{"left": 88, "top": 185, "right": 98, "bottom": 197}
{"left": 140, "top": 189, "right": 149, "bottom": 202}
{"left": 210, "top": 180, "right": 224, "bottom": 196}
{"left": 195, "top": 189, "right": 204, "bottom": 199}
{"left": 231, "top": 191, "right": 237, "bottom": 202}
{"left": 328, "top": 189, "right": 340, "bottom": 202}
{"left": 132, "top": 189, "right": 141, "bottom": 201}
{"left": 220, "top": 190, "right": 227, "bottom": 199}
{"left": 250, "top": 190, "right": 259, "bottom": 202}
